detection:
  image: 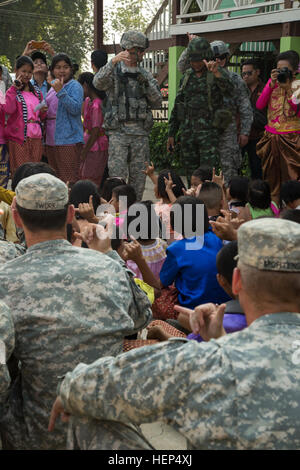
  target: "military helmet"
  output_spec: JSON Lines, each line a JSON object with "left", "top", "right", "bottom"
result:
{"left": 210, "top": 40, "right": 230, "bottom": 57}
{"left": 120, "top": 31, "right": 149, "bottom": 51}
{"left": 187, "top": 37, "right": 213, "bottom": 61}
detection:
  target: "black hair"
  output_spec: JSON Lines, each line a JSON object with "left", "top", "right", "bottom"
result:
{"left": 281, "top": 209, "right": 300, "bottom": 224}
{"left": 248, "top": 179, "right": 271, "bottom": 209}
{"left": 50, "top": 53, "right": 73, "bottom": 80}
{"left": 15, "top": 56, "right": 39, "bottom": 95}
{"left": 157, "top": 169, "right": 186, "bottom": 199}
{"left": 112, "top": 184, "right": 137, "bottom": 208}
{"left": 216, "top": 240, "right": 238, "bottom": 285}
{"left": 170, "top": 196, "right": 209, "bottom": 237}
{"left": 31, "top": 51, "right": 47, "bottom": 66}
{"left": 240, "top": 59, "right": 261, "bottom": 70}
{"left": 280, "top": 180, "right": 300, "bottom": 205}
{"left": 0, "top": 65, "right": 3, "bottom": 73}
{"left": 16, "top": 203, "right": 68, "bottom": 232}
{"left": 276, "top": 50, "right": 299, "bottom": 72}
{"left": 91, "top": 50, "right": 108, "bottom": 70}
{"left": 198, "top": 182, "right": 223, "bottom": 210}
{"left": 72, "top": 63, "right": 79, "bottom": 76}
{"left": 101, "top": 177, "right": 127, "bottom": 202}
{"left": 12, "top": 162, "right": 57, "bottom": 192}
{"left": 192, "top": 166, "right": 212, "bottom": 183}
{"left": 69, "top": 180, "right": 100, "bottom": 215}
{"left": 16, "top": 55, "right": 34, "bottom": 71}
{"left": 77, "top": 72, "right": 106, "bottom": 100}
{"left": 228, "top": 176, "right": 249, "bottom": 202}
{"left": 124, "top": 200, "right": 162, "bottom": 241}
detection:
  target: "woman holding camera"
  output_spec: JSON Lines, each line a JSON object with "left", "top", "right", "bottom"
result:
{"left": 256, "top": 50, "right": 300, "bottom": 202}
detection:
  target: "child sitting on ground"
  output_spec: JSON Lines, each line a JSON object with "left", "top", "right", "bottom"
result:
{"left": 238, "top": 179, "right": 280, "bottom": 220}
{"left": 198, "top": 182, "right": 224, "bottom": 221}
{"left": 124, "top": 200, "right": 167, "bottom": 280}
{"left": 148, "top": 240, "right": 247, "bottom": 342}
{"left": 68, "top": 179, "right": 101, "bottom": 245}
{"left": 280, "top": 180, "right": 300, "bottom": 210}
{"left": 190, "top": 165, "right": 212, "bottom": 189}
{"left": 143, "top": 162, "right": 186, "bottom": 243}
{"left": 226, "top": 176, "right": 249, "bottom": 215}
{"left": 109, "top": 184, "right": 137, "bottom": 227}
{"left": 153, "top": 196, "right": 230, "bottom": 321}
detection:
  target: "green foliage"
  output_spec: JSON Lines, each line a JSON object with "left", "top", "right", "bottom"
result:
{"left": 0, "top": 56, "right": 12, "bottom": 71}
{"left": 0, "top": 0, "right": 93, "bottom": 69}
{"left": 104, "top": 0, "right": 161, "bottom": 39}
{"left": 149, "top": 122, "right": 184, "bottom": 173}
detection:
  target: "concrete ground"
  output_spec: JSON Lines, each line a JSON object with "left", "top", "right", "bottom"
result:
{"left": 141, "top": 422, "right": 187, "bottom": 450}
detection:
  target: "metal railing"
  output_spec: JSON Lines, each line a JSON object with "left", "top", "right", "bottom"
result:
{"left": 177, "top": 0, "right": 298, "bottom": 20}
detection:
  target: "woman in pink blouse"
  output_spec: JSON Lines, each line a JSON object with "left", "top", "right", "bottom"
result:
{"left": 3, "top": 56, "right": 47, "bottom": 177}
{"left": 256, "top": 50, "right": 300, "bottom": 202}
{"left": 77, "top": 72, "right": 108, "bottom": 187}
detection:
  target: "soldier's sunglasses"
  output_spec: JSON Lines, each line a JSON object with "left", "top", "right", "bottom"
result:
{"left": 213, "top": 54, "right": 228, "bottom": 61}
{"left": 241, "top": 71, "right": 253, "bottom": 77}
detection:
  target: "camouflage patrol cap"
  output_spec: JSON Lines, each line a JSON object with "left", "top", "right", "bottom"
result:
{"left": 187, "top": 37, "right": 213, "bottom": 61}
{"left": 120, "top": 31, "right": 149, "bottom": 50}
{"left": 16, "top": 173, "right": 68, "bottom": 211}
{"left": 210, "top": 40, "right": 230, "bottom": 57}
{"left": 237, "top": 218, "right": 300, "bottom": 272}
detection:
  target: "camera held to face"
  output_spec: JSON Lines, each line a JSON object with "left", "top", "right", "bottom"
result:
{"left": 277, "top": 67, "right": 293, "bottom": 84}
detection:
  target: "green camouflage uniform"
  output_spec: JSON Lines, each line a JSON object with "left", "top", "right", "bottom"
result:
{"left": 0, "top": 173, "right": 152, "bottom": 450}
{"left": 56, "top": 218, "right": 300, "bottom": 450}
{"left": 93, "top": 32, "right": 162, "bottom": 200}
{"left": 57, "top": 312, "right": 300, "bottom": 450}
{"left": 0, "top": 239, "right": 26, "bottom": 265}
{"left": 168, "top": 67, "right": 234, "bottom": 179}
{"left": 0, "top": 242, "right": 152, "bottom": 450}
{"left": 0, "top": 301, "right": 14, "bottom": 408}
{"left": 177, "top": 46, "right": 253, "bottom": 182}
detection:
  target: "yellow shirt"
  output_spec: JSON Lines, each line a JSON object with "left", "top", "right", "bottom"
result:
{"left": 0, "top": 201, "right": 18, "bottom": 243}
{"left": 0, "top": 186, "right": 15, "bottom": 206}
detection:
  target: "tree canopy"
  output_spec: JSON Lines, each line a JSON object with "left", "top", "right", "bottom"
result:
{"left": 0, "top": 0, "right": 93, "bottom": 69}
{"left": 104, "top": 0, "right": 162, "bottom": 41}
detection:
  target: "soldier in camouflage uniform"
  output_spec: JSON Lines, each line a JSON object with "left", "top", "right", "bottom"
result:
{"left": 50, "top": 218, "right": 300, "bottom": 450}
{"left": 0, "top": 173, "right": 152, "bottom": 450}
{"left": 93, "top": 31, "right": 162, "bottom": 200}
{"left": 177, "top": 39, "right": 253, "bottom": 183}
{"left": 168, "top": 38, "right": 234, "bottom": 182}
{"left": 0, "top": 301, "right": 14, "bottom": 409}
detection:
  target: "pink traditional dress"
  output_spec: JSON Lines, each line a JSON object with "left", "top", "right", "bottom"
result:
{"left": 256, "top": 78, "right": 300, "bottom": 201}
{"left": 127, "top": 238, "right": 167, "bottom": 280}
{"left": 4, "top": 88, "right": 44, "bottom": 176}
{"left": 79, "top": 97, "right": 108, "bottom": 186}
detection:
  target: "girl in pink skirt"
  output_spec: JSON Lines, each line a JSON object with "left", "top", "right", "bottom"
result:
{"left": 3, "top": 56, "right": 47, "bottom": 177}
{"left": 77, "top": 72, "right": 108, "bottom": 188}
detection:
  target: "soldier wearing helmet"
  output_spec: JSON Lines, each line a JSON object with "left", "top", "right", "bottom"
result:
{"left": 178, "top": 35, "right": 253, "bottom": 183}
{"left": 168, "top": 37, "right": 234, "bottom": 180}
{"left": 93, "top": 31, "right": 162, "bottom": 200}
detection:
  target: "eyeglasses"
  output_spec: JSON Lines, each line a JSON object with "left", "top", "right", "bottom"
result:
{"left": 213, "top": 54, "right": 228, "bottom": 61}
{"left": 241, "top": 71, "right": 253, "bottom": 77}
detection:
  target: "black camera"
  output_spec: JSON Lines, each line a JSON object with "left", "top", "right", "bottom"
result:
{"left": 277, "top": 67, "right": 293, "bottom": 84}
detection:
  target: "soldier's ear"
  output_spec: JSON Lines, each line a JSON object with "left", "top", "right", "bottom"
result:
{"left": 67, "top": 204, "right": 75, "bottom": 224}
{"left": 232, "top": 267, "right": 242, "bottom": 296}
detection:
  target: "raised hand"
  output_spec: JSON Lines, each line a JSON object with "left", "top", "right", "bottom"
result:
{"left": 74, "top": 195, "right": 98, "bottom": 223}
{"left": 142, "top": 161, "right": 155, "bottom": 177}
{"left": 51, "top": 77, "right": 64, "bottom": 93}
{"left": 211, "top": 168, "right": 224, "bottom": 187}
{"left": 111, "top": 51, "right": 132, "bottom": 67}
{"left": 203, "top": 60, "right": 221, "bottom": 78}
